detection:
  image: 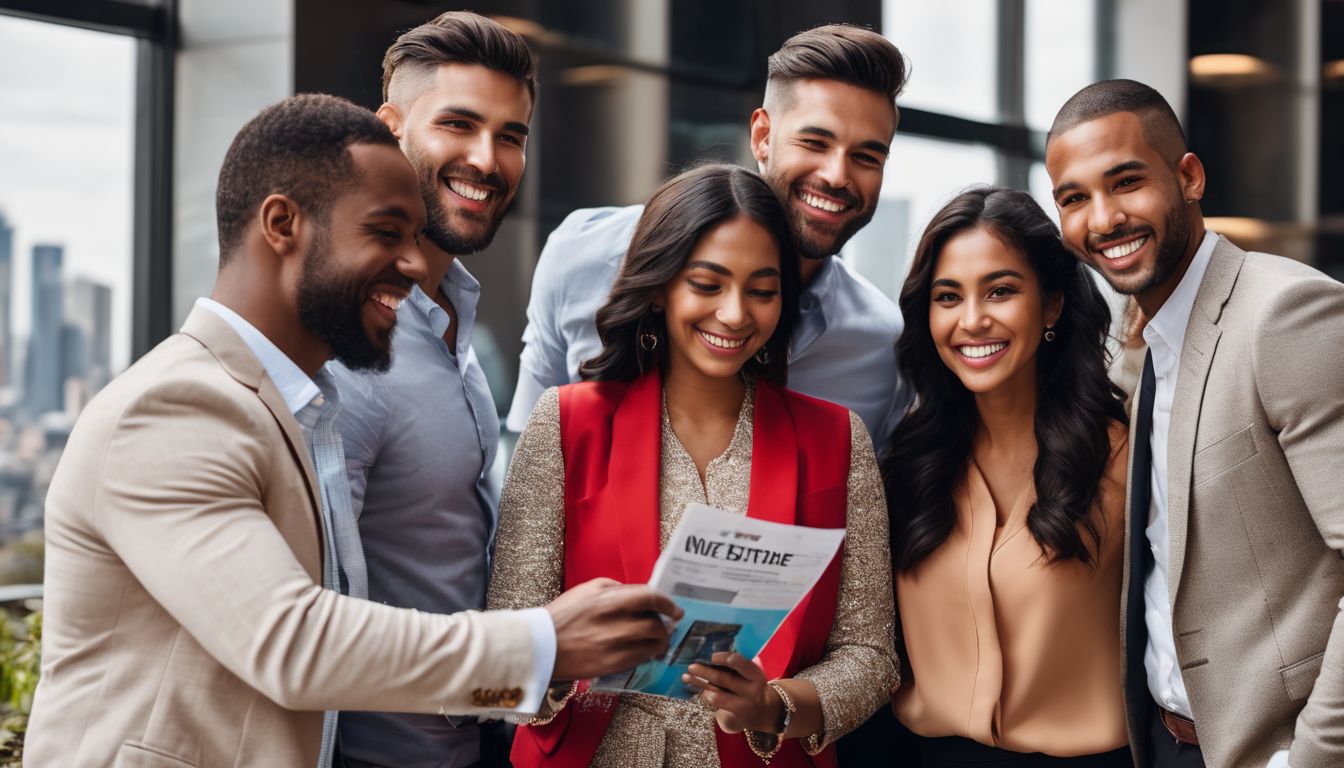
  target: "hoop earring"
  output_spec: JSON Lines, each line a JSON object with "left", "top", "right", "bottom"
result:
{"left": 640, "top": 332, "right": 659, "bottom": 351}
{"left": 754, "top": 347, "right": 771, "bottom": 365}
{"left": 1044, "top": 328, "right": 1057, "bottom": 342}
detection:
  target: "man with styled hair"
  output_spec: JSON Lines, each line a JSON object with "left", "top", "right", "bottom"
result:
{"left": 1046, "top": 78, "right": 1344, "bottom": 768}
{"left": 26, "top": 93, "right": 680, "bottom": 767}
{"left": 327, "top": 11, "right": 538, "bottom": 767}
{"left": 507, "top": 23, "right": 912, "bottom": 447}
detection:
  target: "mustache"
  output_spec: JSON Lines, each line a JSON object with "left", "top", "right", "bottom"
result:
{"left": 795, "top": 181, "right": 861, "bottom": 210}
{"left": 440, "top": 163, "right": 507, "bottom": 195}
{"left": 1087, "top": 225, "right": 1152, "bottom": 251}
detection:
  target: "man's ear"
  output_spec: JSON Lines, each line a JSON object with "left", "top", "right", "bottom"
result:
{"left": 1177, "top": 152, "right": 1206, "bottom": 204}
{"left": 376, "top": 102, "right": 404, "bottom": 139}
{"left": 749, "top": 107, "right": 771, "bottom": 168}
{"left": 258, "top": 194, "right": 302, "bottom": 257}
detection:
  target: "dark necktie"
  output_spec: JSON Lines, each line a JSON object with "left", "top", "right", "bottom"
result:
{"left": 1125, "top": 351, "right": 1157, "bottom": 719}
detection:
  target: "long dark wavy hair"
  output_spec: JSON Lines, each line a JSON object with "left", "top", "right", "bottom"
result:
{"left": 883, "top": 186, "right": 1127, "bottom": 571}
{"left": 579, "top": 164, "right": 799, "bottom": 384}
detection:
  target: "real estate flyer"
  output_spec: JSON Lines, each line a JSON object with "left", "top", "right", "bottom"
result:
{"left": 593, "top": 503, "right": 846, "bottom": 700}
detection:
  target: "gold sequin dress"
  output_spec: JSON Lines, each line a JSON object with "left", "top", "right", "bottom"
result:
{"left": 487, "top": 384, "right": 899, "bottom": 767}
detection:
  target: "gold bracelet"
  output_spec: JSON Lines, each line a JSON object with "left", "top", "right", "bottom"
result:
{"left": 801, "top": 731, "right": 824, "bottom": 755}
{"left": 743, "top": 728, "right": 782, "bottom": 763}
{"left": 765, "top": 680, "right": 796, "bottom": 734}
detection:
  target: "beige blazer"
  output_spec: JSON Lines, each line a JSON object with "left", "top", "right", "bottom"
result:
{"left": 25, "top": 308, "right": 537, "bottom": 767}
{"left": 1121, "top": 237, "right": 1344, "bottom": 768}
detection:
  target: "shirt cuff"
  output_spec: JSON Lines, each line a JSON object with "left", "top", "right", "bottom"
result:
{"left": 1265, "top": 749, "right": 1290, "bottom": 768}
{"left": 517, "top": 606, "right": 557, "bottom": 713}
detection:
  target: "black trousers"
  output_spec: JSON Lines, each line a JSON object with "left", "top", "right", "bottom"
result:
{"left": 1147, "top": 707, "right": 1206, "bottom": 768}
{"left": 918, "top": 736, "right": 1132, "bottom": 768}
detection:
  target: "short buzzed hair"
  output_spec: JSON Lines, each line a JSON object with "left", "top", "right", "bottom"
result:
{"left": 381, "top": 11, "right": 537, "bottom": 107}
{"left": 764, "top": 24, "right": 908, "bottom": 110}
{"left": 215, "top": 93, "right": 397, "bottom": 263}
{"left": 1048, "top": 79, "right": 1188, "bottom": 164}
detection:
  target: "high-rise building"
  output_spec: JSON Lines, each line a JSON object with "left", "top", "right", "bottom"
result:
{"left": 0, "top": 212, "right": 12, "bottom": 389}
{"left": 65, "top": 277, "right": 112, "bottom": 393}
{"left": 26, "top": 244, "right": 64, "bottom": 415}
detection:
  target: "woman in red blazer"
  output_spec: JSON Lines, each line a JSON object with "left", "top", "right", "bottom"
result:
{"left": 487, "top": 164, "right": 897, "bottom": 767}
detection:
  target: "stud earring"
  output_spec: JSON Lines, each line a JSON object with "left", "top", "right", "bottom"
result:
{"left": 754, "top": 347, "right": 771, "bottom": 365}
{"left": 1044, "top": 328, "right": 1057, "bottom": 342}
{"left": 640, "top": 333, "right": 658, "bottom": 351}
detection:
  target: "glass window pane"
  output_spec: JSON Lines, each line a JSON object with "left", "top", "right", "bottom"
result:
{"left": 883, "top": 0, "right": 999, "bottom": 123}
{"left": 1025, "top": 0, "right": 1098, "bottom": 130}
{"left": 0, "top": 16, "right": 136, "bottom": 580}
{"left": 843, "top": 136, "right": 999, "bottom": 299}
{"left": 1029, "top": 162, "right": 1061, "bottom": 226}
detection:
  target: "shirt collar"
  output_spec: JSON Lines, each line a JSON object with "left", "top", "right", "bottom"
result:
{"left": 195, "top": 297, "right": 322, "bottom": 416}
{"left": 1142, "top": 229, "right": 1219, "bottom": 361}
{"left": 405, "top": 260, "right": 481, "bottom": 347}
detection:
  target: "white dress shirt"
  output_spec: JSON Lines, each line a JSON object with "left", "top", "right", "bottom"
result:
{"left": 195, "top": 298, "right": 556, "bottom": 715}
{"left": 1138, "top": 237, "right": 1290, "bottom": 768}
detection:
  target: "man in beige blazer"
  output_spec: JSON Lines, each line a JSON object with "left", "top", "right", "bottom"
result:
{"left": 25, "top": 94, "right": 679, "bottom": 767}
{"left": 1045, "top": 79, "right": 1344, "bottom": 768}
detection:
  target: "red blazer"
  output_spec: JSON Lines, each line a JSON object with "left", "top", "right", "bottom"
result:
{"left": 511, "top": 371, "right": 852, "bottom": 768}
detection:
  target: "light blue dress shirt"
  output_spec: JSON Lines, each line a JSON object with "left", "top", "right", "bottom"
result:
{"left": 328, "top": 262, "right": 500, "bottom": 768}
{"left": 507, "top": 205, "right": 911, "bottom": 444}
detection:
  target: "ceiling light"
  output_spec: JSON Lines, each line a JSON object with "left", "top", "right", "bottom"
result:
{"left": 1189, "top": 54, "right": 1277, "bottom": 84}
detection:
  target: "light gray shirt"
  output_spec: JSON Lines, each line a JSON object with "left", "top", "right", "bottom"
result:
{"left": 329, "top": 262, "right": 501, "bottom": 768}
{"left": 507, "top": 205, "right": 910, "bottom": 445}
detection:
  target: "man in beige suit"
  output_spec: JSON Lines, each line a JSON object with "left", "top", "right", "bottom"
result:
{"left": 25, "top": 94, "right": 679, "bottom": 767}
{"left": 1046, "top": 79, "right": 1344, "bottom": 768}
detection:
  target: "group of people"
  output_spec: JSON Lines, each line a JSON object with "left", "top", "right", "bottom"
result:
{"left": 21, "top": 10, "right": 1344, "bottom": 768}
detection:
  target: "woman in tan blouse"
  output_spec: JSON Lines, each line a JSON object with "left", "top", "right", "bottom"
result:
{"left": 883, "top": 187, "right": 1131, "bottom": 767}
{"left": 489, "top": 165, "right": 898, "bottom": 767}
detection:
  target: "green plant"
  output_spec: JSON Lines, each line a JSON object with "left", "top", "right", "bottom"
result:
{"left": 0, "top": 608, "right": 41, "bottom": 766}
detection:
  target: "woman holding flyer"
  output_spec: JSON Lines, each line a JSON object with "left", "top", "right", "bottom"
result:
{"left": 884, "top": 187, "right": 1131, "bottom": 767}
{"left": 488, "top": 164, "right": 897, "bottom": 768}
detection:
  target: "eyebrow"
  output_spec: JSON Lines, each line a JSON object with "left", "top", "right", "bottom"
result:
{"left": 434, "top": 106, "right": 530, "bottom": 137}
{"left": 685, "top": 261, "right": 781, "bottom": 279}
{"left": 365, "top": 205, "right": 414, "bottom": 222}
{"left": 930, "top": 269, "right": 1025, "bottom": 289}
{"left": 1052, "top": 159, "right": 1151, "bottom": 199}
{"left": 797, "top": 125, "right": 890, "bottom": 156}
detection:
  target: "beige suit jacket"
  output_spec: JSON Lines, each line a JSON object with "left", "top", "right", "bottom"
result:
{"left": 25, "top": 308, "right": 538, "bottom": 767}
{"left": 1121, "top": 237, "right": 1344, "bottom": 768}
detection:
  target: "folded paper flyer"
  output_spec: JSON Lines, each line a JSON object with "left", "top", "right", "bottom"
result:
{"left": 592, "top": 502, "right": 845, "bottom": 699}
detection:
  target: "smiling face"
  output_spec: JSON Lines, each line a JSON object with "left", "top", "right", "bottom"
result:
{"left": 752, "top": 79, "right": 895, "bottom": 263}
{"left": 386, "top": 62, "right": 532, "bottom": 256}
{"left": 659, "top": 216, "right": 784, "bottom": 384}
{"left": 1045, "top": 111, "right": 1205, "bottom": 309}
{"left": 296, "top": 142, "right": 427, "bottom": 371}
{"left": 929, "top": 226, "right": 1062, "bottom": 397}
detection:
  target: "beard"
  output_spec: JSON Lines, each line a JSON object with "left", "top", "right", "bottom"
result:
{"left": 296, "top": 225, "right": 399, "bottom": 372}
{"left": 410, "top": 151, "right": 514, "bottom": 255}
{"left": 1086, "top": 200, "right": 1190, "bottom": 296}
{"left": 762, "top": 165, "right": 875, "bottom": 261}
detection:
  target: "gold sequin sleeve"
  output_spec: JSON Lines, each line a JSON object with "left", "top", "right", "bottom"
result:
{"left": 487, "top": 388, "right": 568, "bottom": 722}
{"left": 488, "top": 386, "right": 565, "bottom": 613}
{"left": 794, "top": 410, "right": 899, "bottom": 750}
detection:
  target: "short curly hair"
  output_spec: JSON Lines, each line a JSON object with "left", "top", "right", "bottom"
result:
{"left": 214, "top": 93, "right": 398, "bottom": 263}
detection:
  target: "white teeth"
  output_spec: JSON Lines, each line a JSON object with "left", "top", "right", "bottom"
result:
{"left": 800, "top": 191, "right": 845, "bottom": 213}
{"left": 959, "top": 342, "right": 1007, "bottom": 359}
{"left": 698, "top": 331, "right": 746, "bottom": 349}
{"left": 370, "top": 291, "right": 403, "bottom": 312}
{"left": 1101, "top": 236, "right": 1147, "bottom": 260}
{"left": 447, "top": 178, "right": 489, "bottom": 201}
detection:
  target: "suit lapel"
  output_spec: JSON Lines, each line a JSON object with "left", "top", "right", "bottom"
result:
{"left": 1166, "top": 237, "right": 1244, "bottom": 606}
{"left": 178, "top": 307, "right": 325, "bottom": 536}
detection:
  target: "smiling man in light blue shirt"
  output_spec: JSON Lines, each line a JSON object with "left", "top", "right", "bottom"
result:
{"left": 508, "top": 25, "right": 913, "bottom": 446}
{"left": 329, "top": 13, "right": 536, "bottom": 768}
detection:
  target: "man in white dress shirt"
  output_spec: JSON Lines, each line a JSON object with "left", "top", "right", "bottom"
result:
{"left": 508, "top": 24, "right": 912, "bottom": 447}
{"left": 1046, "top": 79, "right": 1344, "bottom": 768}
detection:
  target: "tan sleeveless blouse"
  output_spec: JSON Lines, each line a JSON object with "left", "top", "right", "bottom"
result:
{"left": 892, "top": 424, "right": 1129, "bottom": 757}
